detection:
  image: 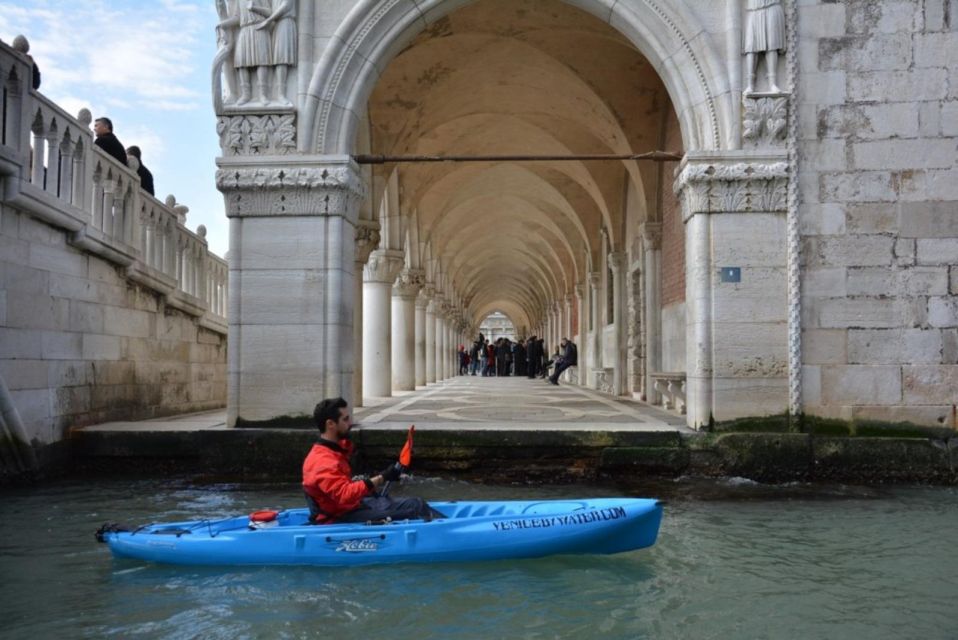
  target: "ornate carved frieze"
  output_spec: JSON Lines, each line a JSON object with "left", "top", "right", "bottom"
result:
{"left": 215, "top": 161, "right": 366, "bottom": 218}
{"left": 675, "top": 159, "right": 789, "bottom": 216}
{"left": 216, "top": 114, "right": 296, "bottom": 156}
{"left": 393, "top": 268, "right": 425, "bottom": 299}
{"left": 742, "top": 96, "right": 788, "bottom": 148}
{"left": 363, "top": 249, "right": 404, "bottom": 284}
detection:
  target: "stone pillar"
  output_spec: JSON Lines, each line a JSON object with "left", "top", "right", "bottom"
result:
{"left": 363, "top": 249, "right": 404, "bottom": 397}
{"left": 353, "top": 219, "right": 381, "bottom": 406}
{"left": 676, "top": 152, "right": 790, "bottom": 428}
{"left": 425, "top": 289, "right": 437, "bottom": 383}
{"left": 575, "top": 284, "right": 586, "bottom": 385}
{"left": 415, "top": 292, "right": 428, "bottom": 387}
{"left": 217, "top": 158, "right": 364, "bottom": 426}
{"left": 391, "top": 268, "right": 423, "bottom": 391}
{"left": 609, "top": 251, "right": 627, "bottom": 395}
{"left": 641, "top": 222, "right": 663, "bottom": 404}
{"left": 564, "top": 294, "right": 574, "bottom": 342}
{"left": 434, "top": 299, "right": 446, "bottom": 381}
{"left": 589, "top": 272, "right": 602, "bottom": 388}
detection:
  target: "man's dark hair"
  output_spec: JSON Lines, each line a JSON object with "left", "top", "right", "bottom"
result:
{"left": 95, "top": 117, "right": 113, "bottom": 131}
{"left": 313, "top": 397, "right": 348, "bottom": 432}
{"left": 126, "top": 145, "right": 141, "bottom": 159}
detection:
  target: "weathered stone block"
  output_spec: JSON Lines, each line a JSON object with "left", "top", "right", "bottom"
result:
{"left": 900, "top": 169, "right": 958, "bottom": 201}
{"left": 803, "top": 365, "right": 822, "bottom": 406}
{"left": 0, "top": 359, "right": 48, "bottom": 390}
{"left": 942, "top": 101, "right": 958, "bottom": 136}
{"left": 798, "top": 3, "right": 846, "bottom": 39}
{"left": 849, "top": 328, "right": 943, "bottom": 364}
{"left": 899, "top": 267, "right": 949, "bottom": 296}
{"left": 847, "top": 69, "right": 948, "bottom": 102}
{"left": 92, "top": 361, "right": 135, "bottom": 386}
{"left": 800, "top": 71, "right": 847, "bottom": 105}
{"left": 47, "top": 360, "right": 94, "bottom": 388}
{"left": 928, "top": 296, "right": 958, "bottom": 327}
{"left": 846, "top": 267, "right": 894, "bottom": 296}
{"left": 852, "top": 139, "right": 956, "bottom": 170}
{"left": 802, "top": 329, "right": 847, "bottom": 364}
{"left": 82, "top": 334, "right": 121, "bottom": 361}
{"left": 28, "top": 243, "right": 88, "bottom": 277}
{"left": 951, "top": 267, "right": 958, "bottom": 295}
{"left": 903, "top": 365, "right": 958, "bottom": 404}
{"left": 810, "top": 235, "right": 895, "bottom": 267}
{"left": 914, "top": 32, "right": 958, "bottom": 69}
{"left": 917, "top": 239, "right": 958, "bottom": 265}
{"left": 818, "top": 297, "right": 907, "bottom": 329}
{"left": 820, "top": 172, "right": 897, "bottom": 203}
{"left": 845, "top": 202, "right": 898, "bottom": 234}
{"left": 41, "top": 331, "right": 82, "bottom": 360}
{"left": 820, "top": 34, "right": 912, "bottom": 72}
{"left": 900, "top": 201, "right": 958, "bottom": 238}
{"left": 802, "top": 268, "right": 846, "bottom": 297}
{"left": 894, "top": 238, "right": 916, "bottom": 267}
{"left": 4, "top": 292, "right": 70, "bottom": 331}
{"left": 821, "top": 365, "right": 902, "bottom": 405}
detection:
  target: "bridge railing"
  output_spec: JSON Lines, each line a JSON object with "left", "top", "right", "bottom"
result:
{"left": 0, "top": 37, "right": 226, "bottom": 333}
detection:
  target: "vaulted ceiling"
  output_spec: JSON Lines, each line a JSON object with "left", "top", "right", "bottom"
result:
{"left": 366, "top": 0, "right": 675, "bottom": 331}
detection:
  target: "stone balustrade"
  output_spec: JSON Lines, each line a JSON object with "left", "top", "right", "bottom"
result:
{"left": 650, "top": 372, "right": 687, "bottom": 415}
{"left": 0, "top": 39, "right": 226, "bottom": 333}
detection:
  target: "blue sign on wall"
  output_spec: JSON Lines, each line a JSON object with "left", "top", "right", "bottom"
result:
{"left": 720, "top": 267, "right": 741, "bottom": 283}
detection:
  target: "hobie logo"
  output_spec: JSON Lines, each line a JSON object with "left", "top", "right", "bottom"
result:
{"left": 335, "top": 538, "right": 379, "bottom": 553}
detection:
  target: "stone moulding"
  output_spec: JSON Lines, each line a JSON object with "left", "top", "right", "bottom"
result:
{"left": 742, "top": 96, "right": 788, "bottom": 147}
{"left": 214, "top": 161, "right": 366, "bottom": 218}
{"left": 675, "top": 160, "right": 790, "bottom": 217}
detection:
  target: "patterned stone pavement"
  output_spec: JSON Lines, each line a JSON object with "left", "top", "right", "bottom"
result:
{"left": 354, "top": 375, "right": 691, "bottom": 432}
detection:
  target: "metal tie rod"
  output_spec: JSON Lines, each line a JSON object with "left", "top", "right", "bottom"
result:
{"left": 353, "top": 151, "right": 683, "bottom": 164}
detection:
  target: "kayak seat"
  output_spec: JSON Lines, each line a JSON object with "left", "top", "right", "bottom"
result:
{"left": 303, "top": 490, "right": 329, "bottom": 525}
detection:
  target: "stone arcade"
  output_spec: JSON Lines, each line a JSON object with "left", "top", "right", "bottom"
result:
{"left": 211, "top": 0, "right": 957, "bottom": 430}
{"left": 1, "top": 0, "right": 956, "bottom": 471}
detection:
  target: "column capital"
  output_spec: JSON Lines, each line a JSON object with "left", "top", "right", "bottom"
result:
{"left": 639, "top": 221, "right": 663, "bottom": 250}
{"left": 393, "top": 268, "right": 424, "bottom": 299}
{"left": 574, "top": 283, "right": 586, "bottom": 300}
{"left": 215, "top": 156, "right": 366, "bottom": 218}
{"left": 363, "top": 249, "right": 404, "bottom": 284}
{"left": 608, "top": 251, "right": 626, "bottom": 271}
{"left": 674, "top": 151, "right": 789, "bottom": 218}
{"left": 588, "top": 271, "right": 601, "bottom": 289}
{"left": 354, "top": 219, "right": 381, "bottom": 265}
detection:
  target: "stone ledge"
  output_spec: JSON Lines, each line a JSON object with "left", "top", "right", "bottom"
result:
{"left": 42, "top": 425, "right": 958, "bottom": 487}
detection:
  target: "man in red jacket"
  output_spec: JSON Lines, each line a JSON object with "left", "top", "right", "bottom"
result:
{"left": 303, "top": 397, "right": 440, "bottom": 524}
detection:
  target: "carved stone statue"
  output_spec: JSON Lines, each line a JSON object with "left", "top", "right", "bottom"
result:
{"left": 744, "top": 0, "right": 785, "bottom": 94}
{"left": 256, "top": 0, "right": 296, "bottom": 106}
{"left": 217, "top": 0, "right": 272, "bottom": 106}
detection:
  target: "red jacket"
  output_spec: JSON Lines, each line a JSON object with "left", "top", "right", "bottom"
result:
{"left": 302, "top": 439, "right": 372, "bottom": 522}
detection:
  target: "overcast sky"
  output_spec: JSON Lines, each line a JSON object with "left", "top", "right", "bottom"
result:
{"left": 1, "top": 0, "right": 229, "bottom": 256}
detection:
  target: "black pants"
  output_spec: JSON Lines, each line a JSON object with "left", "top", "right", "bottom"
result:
{"left": 337, "top": 495, "right": 442, "bottom": 523}
{"left": 549, "top": 360, "right": 573, "bottom": 384}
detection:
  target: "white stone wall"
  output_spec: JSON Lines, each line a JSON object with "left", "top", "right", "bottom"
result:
{"left": 798, "top": 0, "right": 958, "bottom": 426}
{"left": 0, "top": 206, "right": 226, "bottom": 445}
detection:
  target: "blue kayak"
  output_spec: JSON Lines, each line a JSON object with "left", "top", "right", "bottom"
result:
{"left": 97, "top": 498, "right": 663, "bottom": 566}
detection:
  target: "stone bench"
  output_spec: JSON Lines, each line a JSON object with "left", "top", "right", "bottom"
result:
{"left": 593, "top": 368, "right": 614, "bottom": 394}
{"left": 560, "top": 365, "right": 578, "bottom": 385}
{"left": 650, "top": 372, "right": 687, "bottom": 414}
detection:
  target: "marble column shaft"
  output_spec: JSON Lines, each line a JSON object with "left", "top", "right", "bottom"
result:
{"left": 415, "top": 295, "right": 428, "bottom": 387}
{"left": 363, "top": 249, "right": 404, "bottom": 397}
{"left": 391, "top": 269, "right": 422, "bottom": 392}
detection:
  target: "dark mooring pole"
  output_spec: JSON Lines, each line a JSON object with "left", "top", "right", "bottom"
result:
{"left": 353, "top": 151, "right": 684, "bottom": 164}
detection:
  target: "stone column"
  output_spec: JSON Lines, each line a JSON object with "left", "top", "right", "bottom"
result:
{"left": 641, "top": 222, "right": 663, "bottom": 404}
{"left": 391, "top": 268, "right": 423, "bottom": 391}
{"left": 575, "top": 284, "right": 586, "bottom": 385}
{"left": 589, "top": 272, "right": 602, "bottom": 388}
{"left": 353, "top": 219, "right": 381, "bottom": 406}
{"left": 425, "top": 289, "right": 437, "bottom": 383}
{"left": 434, "top": 299, "right": 446, "bottom": 381}
{"left": 363, "top": 249, "right": 404, "bottom": 397}
{"left": 216, "top": 158, "right": 364, "bottom": 426}
{"left": 609, "top": 251, "right": 626, "bottom": 395}
{"left": 564, "top": 294, "right": 574, "bottom": 342}
{"left": 415, "top": 292, "right": 428, "bottom": 387}
{"left": 676, "top": 152, "right": 790, "bottom": 428}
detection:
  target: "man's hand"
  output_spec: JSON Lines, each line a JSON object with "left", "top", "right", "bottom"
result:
{"left": 379, "top": 463, "right": 402, "bottom": 483}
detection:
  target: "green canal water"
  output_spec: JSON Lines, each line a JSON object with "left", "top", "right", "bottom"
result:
{"left": 1, "top": 476, "right": 956, "bottom": 640}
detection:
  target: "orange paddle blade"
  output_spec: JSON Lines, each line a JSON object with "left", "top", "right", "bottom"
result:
{"left": 399, "top": 425, "right": 415, "bottom": 467}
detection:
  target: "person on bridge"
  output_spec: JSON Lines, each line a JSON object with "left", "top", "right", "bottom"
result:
{"left": 93, "top": 117, "right": 128, "bottom": 166}
{"left": 302, "top": 397, "right": 442, "bottom": 524}
{"left": 548, "top": 338, "right": 578, "bottom": 386}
